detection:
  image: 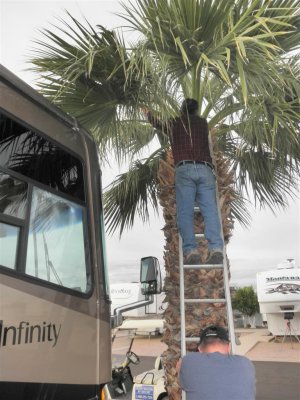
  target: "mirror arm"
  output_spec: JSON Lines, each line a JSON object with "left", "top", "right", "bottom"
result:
{"left": 111, "top": 294, "right": 153, "bottom": 328}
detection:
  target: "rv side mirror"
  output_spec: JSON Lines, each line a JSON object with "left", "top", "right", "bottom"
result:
{"left": 140, "top": 256, "right": 162, "bottom": 295}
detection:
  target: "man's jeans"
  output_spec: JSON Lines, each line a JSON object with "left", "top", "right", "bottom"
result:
{"left": 175, "top": 163, "right": 223, "bottom": 255}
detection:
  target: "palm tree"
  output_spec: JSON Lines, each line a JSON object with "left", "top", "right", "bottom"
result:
{"left": 30, "top": 1, "right": 300, "bottom": 398}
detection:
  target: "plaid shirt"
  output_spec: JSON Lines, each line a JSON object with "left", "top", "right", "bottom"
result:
{"left": 147, "top": 112, "right": 212, "bottom": 166}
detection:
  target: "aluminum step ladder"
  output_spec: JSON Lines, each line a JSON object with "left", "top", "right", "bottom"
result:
{"left": 179, "top": 225, "right": 236, "bottom": 400}
{"left": 179, "top": 132, "right": 236, "bottom": 358}
{"left": 179, "top": 223, "right": 236, "bottom": 357}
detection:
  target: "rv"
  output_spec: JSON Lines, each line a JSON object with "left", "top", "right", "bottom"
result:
{"left": 257, "top": 262, "right": 300, "bottom": 336}
{"left": 0, "top": 65, "right": 161, "bottom": 400}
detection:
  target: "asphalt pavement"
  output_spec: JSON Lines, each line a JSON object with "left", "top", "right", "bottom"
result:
{"left": 254, "top": 361, "right": 300, "bottom": 400}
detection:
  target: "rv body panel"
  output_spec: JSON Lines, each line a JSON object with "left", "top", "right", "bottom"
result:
{"left": 0, "top": 277, "right": 110, "bottom": 384}
{"left": 257, "top": 268, "right": 300, "bottom": 335}
{"left": 0, "top": 65, "right": 111, "bottom": 398}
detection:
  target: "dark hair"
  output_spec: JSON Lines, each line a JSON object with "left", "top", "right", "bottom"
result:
{"left": 180, "top": 98, "right": 198, "bottom": 115}
{"left": 199, "top": 325, "right": 229, "bottom": 347}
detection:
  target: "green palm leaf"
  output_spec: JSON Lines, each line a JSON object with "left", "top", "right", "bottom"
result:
{"left": 29, "top": 0, "right": 300, "bottom": 234}
{"left": 103, "top": 149, "right": 163, "bottom": 235}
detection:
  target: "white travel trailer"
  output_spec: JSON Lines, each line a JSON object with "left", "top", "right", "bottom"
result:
{"left": 110, "top": 283, "right": 165, "bottom": 317}
{"left": 256, "top": 264, "right": 300, "bottom": 336}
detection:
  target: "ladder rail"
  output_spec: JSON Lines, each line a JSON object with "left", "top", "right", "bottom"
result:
{"left": 223, "top": 256, "right": 236, "bottom": 353}
{"left": 208, "top": 132, "right": 236, "bottom": 353}
{"left": 179, "top": 235, "right": 187, "bottom": 357}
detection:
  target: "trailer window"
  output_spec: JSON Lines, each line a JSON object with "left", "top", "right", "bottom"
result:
{"left": 25, "top": 187, "right": 90, "bottom": 292}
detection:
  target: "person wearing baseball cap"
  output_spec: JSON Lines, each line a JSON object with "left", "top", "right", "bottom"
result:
{"left": 177, "top": 325, "right": 256, "bottom": 400}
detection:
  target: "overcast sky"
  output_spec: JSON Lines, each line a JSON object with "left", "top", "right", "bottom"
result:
{"left": 1, "top": 0, "right": 299, "bottom": 288}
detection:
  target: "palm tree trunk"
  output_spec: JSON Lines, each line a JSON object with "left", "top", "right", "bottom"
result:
{"left": 158, "top": 138, "right": 235, "bottom": 400}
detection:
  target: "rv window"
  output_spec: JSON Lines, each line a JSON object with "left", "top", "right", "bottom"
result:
{"left": 0, "top": 173, "right": 28, "bottom": 218}
{"left": 1, "top": 114, "right": 91, "bottom": 293}
{"left": 0, "top": 113, "right": 85, "bottom": 202}
{"left": 0, "top": 222, "right": 20, "bottom": 269}
{"left": 0, "top": 173, "right": 26, "bottom": 270}
{"left": 25, "top": 187, "right": 90, "bottom": 293}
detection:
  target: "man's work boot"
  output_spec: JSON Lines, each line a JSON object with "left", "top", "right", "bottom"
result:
{"left": 206, "top": 250, "right": 223, "bottom": 265}
{"left": 184, "top": 249, "right": 201, "bottom": 265}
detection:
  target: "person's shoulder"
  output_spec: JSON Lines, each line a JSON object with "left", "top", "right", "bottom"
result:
{"left": 232, "top": 354, "right": 252, "bottom": 361}
{"left": 183, "top": 351, "right": 199, "bottom": 358}
{"left": 189, "top": 115, "right": 208, "bottom": 127}
{"left": 195, "top": 115, "right": 208, "bottom": 123}
{"left": 182, "top": 352, "right": 203, "bottom": 362}
{"left": 176, "top": 115, "right": 207, "bottom": 123}
{"left": 232, "top": 355, "right": 255, "bottom": 368}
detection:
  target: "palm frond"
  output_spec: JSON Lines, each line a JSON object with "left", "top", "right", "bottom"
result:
{"left": 30, "top": 14, "right": 179, "bottom": 165}
{"left": 230, "top": 192, "right": 252, "bottom": 228}
{"left": 233, "top": 148, "right": 299, "bottom": 209}
{"left": 28, "top": 1, "right": 300, "bottom": 234}
{"left": 122, "top": 0, "right": 300, "bottom": 106}
{"left": 103, "top": 149, "right": 164, "bottom": 235}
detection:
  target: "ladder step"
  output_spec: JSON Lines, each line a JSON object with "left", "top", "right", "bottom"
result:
{"left": 183, "top": 263, "right": 223, "bottom": 269}
{"left": 184, "top": 298, "right": 226, "bottom": 304}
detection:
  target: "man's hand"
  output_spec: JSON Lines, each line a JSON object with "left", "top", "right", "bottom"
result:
{"left": 176, "top": 358, "right": 182, "bottom": 374}
{"left": 140, "top": 107, "right": 149, "bottom": 117}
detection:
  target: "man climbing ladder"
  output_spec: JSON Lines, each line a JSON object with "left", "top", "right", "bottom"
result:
{"left": 145, "top": 98, "right": 237, "bottom": 398}
{"left": 146, "top": 98, "right": 223, "bottom": 265}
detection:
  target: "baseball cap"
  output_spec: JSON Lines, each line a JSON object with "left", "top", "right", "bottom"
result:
{"left": 199, "top": 325, "right": 229, "bottom": 344}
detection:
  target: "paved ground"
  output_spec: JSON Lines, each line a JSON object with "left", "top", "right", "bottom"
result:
{"left": 131, "top": 328, "right": 300, "bottom": 362}
{"left": 255, "top": 361, "right": 300, "bottom": 400}
{"left": 235, "top": 328, "right": 300, "bottom": 362}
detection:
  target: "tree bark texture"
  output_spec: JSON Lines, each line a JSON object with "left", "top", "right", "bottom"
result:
{"left": 157, "top": 138, "right": 235, "bottom": 400}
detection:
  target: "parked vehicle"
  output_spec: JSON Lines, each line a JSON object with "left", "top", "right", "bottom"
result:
{"left": 257, "top": 261, "right": 300, "bottom": 335}
{"left": 132, "top": 356, "right": 168, "bottom": 400}
{"left": 0, "top": 65, "right": 162, "bottom": 400}
{"left": 103, "top": 329, "right": 140, "bottom": 399}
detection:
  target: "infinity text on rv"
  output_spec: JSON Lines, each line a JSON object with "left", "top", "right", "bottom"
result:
{"left": 0, "top": 320, "right": 61, "bottom": 348}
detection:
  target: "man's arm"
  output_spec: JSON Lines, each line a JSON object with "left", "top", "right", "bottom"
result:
{"left": 177, "top": 357, "right": 187, "bottom": 391}
{"left": 141, "top": 108, "right": 170, "bottom": 133}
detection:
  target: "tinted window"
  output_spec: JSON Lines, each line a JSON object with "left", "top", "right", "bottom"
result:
{"left": 0, "top": 173, "right": 26, "bottom": 270}
{"left": 0, "top": 113, "right": 85, "bottom": 201}
{"left": 0, "top": 173, "right": 28, "bottom": 218}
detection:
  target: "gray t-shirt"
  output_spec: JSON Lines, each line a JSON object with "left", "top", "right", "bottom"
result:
{"left": 180, "top": 352, "right": 256, "bottom": 400}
